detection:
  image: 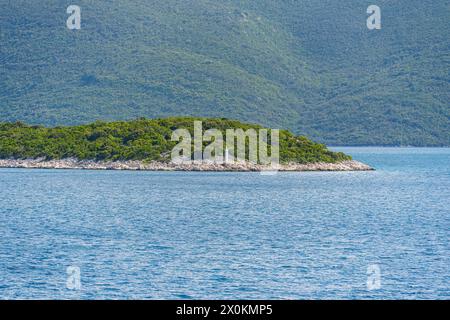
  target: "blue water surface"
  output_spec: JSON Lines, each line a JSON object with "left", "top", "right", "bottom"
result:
{"left": 0, "top": 147, "right": 448, "bottom": 299}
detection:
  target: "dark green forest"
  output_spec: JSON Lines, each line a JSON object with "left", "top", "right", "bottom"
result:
{"left": 0, "top": 1, "right": 448, "bottom": 146}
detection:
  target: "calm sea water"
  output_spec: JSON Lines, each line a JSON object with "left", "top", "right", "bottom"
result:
{"left": 0, "top": 148, "right": 448, "bottom": 299}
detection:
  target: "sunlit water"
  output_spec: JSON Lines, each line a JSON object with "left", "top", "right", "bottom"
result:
{"left": 0, "top": 148, "right": 448, "bottom": 299}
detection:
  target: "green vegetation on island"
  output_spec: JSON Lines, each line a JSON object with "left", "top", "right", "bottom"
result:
{"left": 0, "top": 118, "right": 351, "bottom": 164}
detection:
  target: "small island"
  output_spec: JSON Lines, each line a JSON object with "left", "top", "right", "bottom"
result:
{"left": 0, "top": 117, "right": 373, "bottom": 172}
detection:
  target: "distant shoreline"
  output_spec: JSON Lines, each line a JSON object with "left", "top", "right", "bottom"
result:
{"left": 0, "top": 159, "right": 373, "bottom": 172}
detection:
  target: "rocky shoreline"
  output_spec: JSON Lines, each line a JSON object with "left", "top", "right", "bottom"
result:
{"left": 0, "top": 158, "right": 373, "bottom": 172}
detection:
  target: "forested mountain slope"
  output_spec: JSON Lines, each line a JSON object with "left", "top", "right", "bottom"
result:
{"left": 0, "top": 0, "right": 448, "bottom": 145}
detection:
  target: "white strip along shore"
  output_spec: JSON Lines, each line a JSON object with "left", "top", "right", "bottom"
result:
{"left": 0, "top": 158, "right": 373, "bottom": 172}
